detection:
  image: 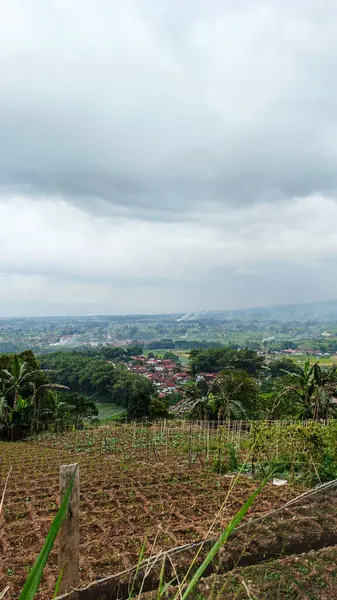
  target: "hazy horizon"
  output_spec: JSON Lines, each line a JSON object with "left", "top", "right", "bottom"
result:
{"left": 2, "top": 297, "right": 337, "bottom": 320}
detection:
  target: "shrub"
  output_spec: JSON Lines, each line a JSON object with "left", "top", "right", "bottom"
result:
{"left": 149, "top": 397, "right": 169, "bottom": 419}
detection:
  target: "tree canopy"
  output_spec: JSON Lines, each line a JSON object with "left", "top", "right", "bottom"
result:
{"left": 40, "top": 350, "right": 166, "bottom": 420}
{"left": 189, "top": 347, "right": 264, "bottom": 376}
{"left": 0, "top": 351, "right": 98, "bottom": 440}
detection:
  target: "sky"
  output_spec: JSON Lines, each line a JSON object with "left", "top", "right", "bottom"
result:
{"left": 1, "top": 0, "right": 337, "bottom": 316}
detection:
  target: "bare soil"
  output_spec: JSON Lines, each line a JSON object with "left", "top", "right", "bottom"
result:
{"left": 0, "top": 438, "right": 301, "bottom": 599}
{"left": 139, "top": 544, "right": 337, "bottom": 600}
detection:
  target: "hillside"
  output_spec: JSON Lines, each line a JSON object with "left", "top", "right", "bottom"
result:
{"left": 178, "top": 299, "right": 337, "bottom": 322}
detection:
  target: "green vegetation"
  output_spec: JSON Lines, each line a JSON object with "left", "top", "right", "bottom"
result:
{"left": 2, "top": 329, "right": 337, "bottom": 598}
{"left": 40, "top": 349, "right": 168, "bottom": 422}
{"left": 3, "top": 303, "right": 337, "bottom": 355}
{"left": 189, "top": 347, "right": 264, "bottom": 376}
{"left": 173, "top": 348, "right": 337, "bottom": 422}
{"left": 2, "top": 343, "right": 337, "bottom": 441}
{"left": 180, "top": 370, "right": 259, "bottom": 420}
{"left": 95, "top": 402, "right": 126, "bottom": 422}
{"left": 0, "top": 351, "right": 98, "bottom": 440}
{"left": 18, "top": 472, "right": 76, "bottom": 599}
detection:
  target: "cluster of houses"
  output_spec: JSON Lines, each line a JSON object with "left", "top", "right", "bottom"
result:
{"left": 281, "top": 348, "right": 332, "bottom": 357}
{"left": 126, "top": 355, "right": 189, "bottom": 396}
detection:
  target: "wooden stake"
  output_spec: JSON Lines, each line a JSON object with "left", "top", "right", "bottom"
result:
{"left": 58, "top": 463, "right": 79, "bottom": 595}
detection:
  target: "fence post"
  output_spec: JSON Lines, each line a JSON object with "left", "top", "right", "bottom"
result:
{"left": 58, "top": 463, "right": 80, "bottom": 595}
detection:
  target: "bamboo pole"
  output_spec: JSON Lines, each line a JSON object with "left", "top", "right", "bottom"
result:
{"left": 58, "top": 463, "right": 79, "bottom": 595}
{"left": 188, "top": 423, "right": 192, "bottom": 469}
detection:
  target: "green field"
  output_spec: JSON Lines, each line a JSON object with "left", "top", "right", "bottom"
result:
{"left": 174, "top": 350, "right": 190, "bottom": 365}
{"left": 149, "top": 348, "right": 190, "bottom": 366}
{"left": 95, "top": 402, "right": 126, "bottom": 422}
{"left": 288, "top": 354, "right": 337, "bottom": 367}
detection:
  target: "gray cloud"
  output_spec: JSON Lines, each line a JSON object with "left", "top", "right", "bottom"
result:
{"left": 1, "top": 1, "right": 337, "bottom": 211}
{"left": 1, "top": 1, "right": 337, "bottom": 313}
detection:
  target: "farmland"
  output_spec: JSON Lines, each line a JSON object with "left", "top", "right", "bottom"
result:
{"left": 1, "top": 420, "right": 337, "bottom": 599}
{"left": 287, "top": 353, "right": 337, "bottom": 367}
{"left": 3, "top": 304, "right": 337, "bottom": 357}
{"left": 95, "top": 402, "right": 126, "bottom": 422}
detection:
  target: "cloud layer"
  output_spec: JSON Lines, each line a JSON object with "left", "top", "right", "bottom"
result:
{"left": 1, "top": 1, "right": 337, "bottom": 315}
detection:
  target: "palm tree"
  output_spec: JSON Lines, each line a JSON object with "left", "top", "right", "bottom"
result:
{"left": 313, "top": 365, "right": 337, "bottom": 420}
{"left": 42, "top": 394, "right": 76, "bottom": 432}
{"left": 282, "top": 360, "right": 337, "bottom": 420}
{"left": 0, "top": 396, "right": 9, "bottom": 433}
{"left": 0, "top": 355, "right": 69, "bottom": 438}
{"left": 174, "top": 379, "right": 211, "bottom": 418}
{"left": 210, "top": 369, "right": 258, "bottom": 420}
{"left": 1, "top": 356, "right": 41, "bottom": 409}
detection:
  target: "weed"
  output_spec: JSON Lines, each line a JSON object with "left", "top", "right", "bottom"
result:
{"left": 212, "top": 458, "right": 229, "bottom": 474}
{"left": 264, "top": 570, "right": 281, "bottom": 581}
{"left": 228, "top": 443, "right": 239, "bottom": 471}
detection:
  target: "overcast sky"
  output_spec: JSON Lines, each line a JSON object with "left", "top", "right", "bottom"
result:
{"left": 1, "top": 0, "right": 337, "bottom": 316}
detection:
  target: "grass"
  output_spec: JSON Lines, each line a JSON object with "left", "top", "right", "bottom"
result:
{"left": 145, "top": 349, "right": 190, "bottom": 366}
{"left": 95, "top": 402, "right": 126, "bottom": 423}
{"left": 166, "top": 544, "right": 334, "bottom": 599}
{"left": 19, "top": 471, "right": 76, "bottom": 600}
{"left": 288, "top": 354, "right": 337, "bottom": 367}
{"left": 173, "top": 350, "right": 190, "bottom": 366}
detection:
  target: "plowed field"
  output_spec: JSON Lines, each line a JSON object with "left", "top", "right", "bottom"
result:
{"left": 0, "top": 429, "right": 302, "bottom": 600}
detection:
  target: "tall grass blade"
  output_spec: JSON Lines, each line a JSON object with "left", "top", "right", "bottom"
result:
{"left": 158, "top": 577, "right": 176, "bottom": 599}
{"left": 128, "top": 537, "right": 147, "bottom": 600}
{"left": 241, "top": 579, "right": 260, "bottom": 600}
{"left": 0, "top": 467, "right": 12, "bottom": 515}
{"left": 179, "top": 480, "right": 266, "bottom": 600}
{"left": 157, "top": 554, "right": 166, "bottom": 600}
{"left": 291, "top": 577, "right": 318, "bottom": 600}
{"left": 19, "top": 468, "right": 77, "bottom": 600}
{"left": 0, "top": 586, "right": 10, "bottom": 599}
{"left": 53, "top": 569, "right": 64, "bottom": 599}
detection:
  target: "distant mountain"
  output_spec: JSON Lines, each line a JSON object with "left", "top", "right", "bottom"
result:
{"left": 178, "top": 300, "right": 337, "bottom": 322}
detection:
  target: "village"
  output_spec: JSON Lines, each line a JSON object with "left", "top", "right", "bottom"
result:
{"left": 125, "top": 355, "right": 190, "bottom": 397}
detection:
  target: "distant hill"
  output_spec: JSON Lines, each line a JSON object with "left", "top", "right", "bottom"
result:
{"left": 177, "top": 300, "right": 337, "bottom": 322}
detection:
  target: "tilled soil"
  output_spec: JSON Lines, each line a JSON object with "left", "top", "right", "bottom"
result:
{"left": 0, "top": 440, "right": 301, "bottom": 599}
{"left": 59, "top": 481, "right": 337, "bottom": 600}
{"left": 139, "top": 544, "right": 337, "bottom": 600}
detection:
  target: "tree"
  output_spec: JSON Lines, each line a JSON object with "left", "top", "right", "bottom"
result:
{"left": 0, "top": 395, "right": 9, "bottom": 436}
{"left": 40, "top": 349, "right": 160, "bottom": 419}
{"left": 268, "top": 358, "right": 302, "bottom": 378}
{"left": 165, "top": 391, "right": 183, "bottom": 406}
{"left": 210, "top": 369, "right": 258, "bottom": 419}
{"left": 171, "top": 379, "right": 211, "bottom": 419}
{"left": 110, "top": 368, "right": 155, "bottom": 419}
{"left": 149, "top": 397, "right": 169, "bottom": 419}
{"left": 1, "top": 355, "right": 42, "bottom": 409}
{"left": 184, "top": 380, "right": 212, "bottom": 419}
{"left": 232, "top": 349, "right": 265, "bottom": 376}
{"left": 0, "top": 353, "right": 69, "bottom": 439}
{"left": 189, "top": 347, "right": 264, "bottom": 376}
{"left": 278, "top": 360, "right": 337, "bottom": 420}
{"left": 126, "top": 345, "right": 143, "bottom": 357}
{"left": 312, "top": 365, "right": 337, "bottom": 420}
{"left": 163, "top": 351, "right": 180, "bottom": 362}
{"left": 44, "top": 394, "right": 76, "bottom": 432}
